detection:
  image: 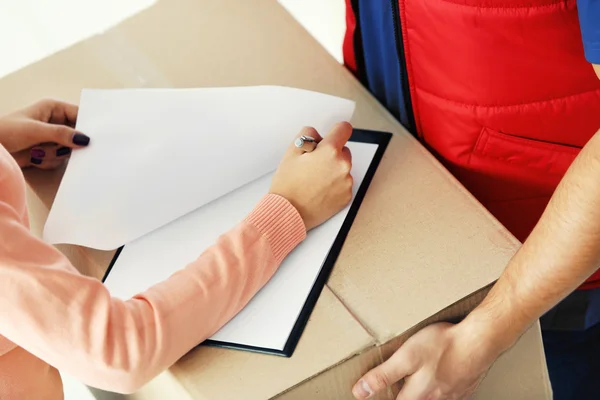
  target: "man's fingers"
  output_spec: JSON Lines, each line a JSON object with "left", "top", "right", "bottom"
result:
{"left": 30, "top": 121, "right": 90, "bottom": 148}
{"left": 395, "top": 373, "right": 432, "bottom": 400}
{"left": 320, "top": 121, "right": 353, "bottom": 150}
{"left": 353, "top": 348, "right": 419, "bottom": 399}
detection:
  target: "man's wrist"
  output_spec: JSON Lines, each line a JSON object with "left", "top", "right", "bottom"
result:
{"left": 458, "top": 302, "right": 530, "bottom": 363}
{"left": 442, "top": 317, "right": 508, "bottom": 378}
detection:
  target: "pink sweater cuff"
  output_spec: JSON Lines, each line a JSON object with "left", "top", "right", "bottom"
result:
{"left": 245, "top": 194, "right": 307, "bottom": 263}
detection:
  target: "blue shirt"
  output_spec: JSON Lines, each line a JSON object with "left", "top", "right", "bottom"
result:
{"left": 577, "top": 0, "right": 600, "bottom": 64}
{"left": 358, "top": 0, "right": 411, "bottom": 130}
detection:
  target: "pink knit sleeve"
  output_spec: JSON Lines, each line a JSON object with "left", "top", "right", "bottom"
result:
{"left": 0, "top": 193, "right": 306, "bottom": 393}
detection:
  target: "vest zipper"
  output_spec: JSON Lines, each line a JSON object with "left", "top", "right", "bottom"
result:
{"left": 350, "top": 0, "right": 369, "bottom": 87}
{"left": 390, "top": 0, "right": 417, "bottom": 135}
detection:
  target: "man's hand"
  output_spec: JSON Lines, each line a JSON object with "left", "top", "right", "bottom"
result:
{"left": 352, "top": 322, "right": 498, "bottom": 400}
{"left": 0, "top": 99, "right": 90, "bottom": 169}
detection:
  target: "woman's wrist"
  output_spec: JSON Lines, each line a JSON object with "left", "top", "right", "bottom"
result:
{"left": 245, "top": 194, "right": 306, "bottom": 263}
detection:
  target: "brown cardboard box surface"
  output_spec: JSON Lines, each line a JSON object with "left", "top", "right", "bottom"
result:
{"left": 0, "top": 0, "right": 552, "bottom": 399}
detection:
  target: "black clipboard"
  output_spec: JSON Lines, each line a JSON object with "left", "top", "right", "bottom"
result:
{"left": 102, "top": 129, "right": 391, "bottom": 357}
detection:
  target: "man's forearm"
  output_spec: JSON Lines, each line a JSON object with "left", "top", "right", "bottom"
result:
{"left": 462, "top": 127, "right": 600, "bottom": 357}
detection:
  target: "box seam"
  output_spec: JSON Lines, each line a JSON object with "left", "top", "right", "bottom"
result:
{"left": 270, "top": 343, "right": 379, "bottom": 399}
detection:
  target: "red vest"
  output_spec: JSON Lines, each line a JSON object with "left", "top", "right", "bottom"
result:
{"left": 345, "top": 0, "right": 600, "bottom": 289}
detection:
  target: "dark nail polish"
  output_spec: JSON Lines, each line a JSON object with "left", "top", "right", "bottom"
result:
{"left": 31, "top": 157, "right": 42, "bottom": 165}
{"left": 72, "top": 132, "right": 90, "bottom": 146}
{"left": 56, "top": 147, "right": 71, "bottom": 157}
{"left": 31, "top": 149, "right": 45, "bottom": 158}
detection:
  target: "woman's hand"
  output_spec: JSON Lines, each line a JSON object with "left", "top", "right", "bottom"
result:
{"left": 270, "top": 122, "right": 354, "bottom": 231}
{"left": 0, "top": 99, "right": 90, "bottom": 169}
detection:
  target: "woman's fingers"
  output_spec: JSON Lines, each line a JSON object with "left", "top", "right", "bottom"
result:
{"left": 288, "top": 126, "right": 323, "bottom": 156}
{"left": 27, "top": 121, "right": 90, "bottom": 149}
{"left": 27, "top": 99, "right": 79, "bottom": 127}
{"left": 270, "top": 122, "right": 355, "bottom": 231}
{"left": 17, "top": 143, "right": 73, "bottom": 169}
{"left": 4, "top": 99, "right": 89, "bottom": 153}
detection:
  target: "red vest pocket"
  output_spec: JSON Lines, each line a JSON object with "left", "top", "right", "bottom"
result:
{"left": 473, "top": 127, "right": 580, "bottom": 176}
{"left": 462, "top": 127, "right": 581, "bottom": 241}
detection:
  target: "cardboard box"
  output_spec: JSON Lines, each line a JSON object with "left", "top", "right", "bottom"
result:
{"left": 0, "top": 0, "right": 552, "bottom": 399}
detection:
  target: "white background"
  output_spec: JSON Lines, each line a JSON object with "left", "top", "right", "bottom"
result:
{"left": 0, "top": 0, "right": 345, "bottom": 80}
{"left": 0, "top": 0, "right": 345, "bottom": 398}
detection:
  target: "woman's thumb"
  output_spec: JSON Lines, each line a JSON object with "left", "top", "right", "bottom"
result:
{"left": 30, "top": 121, "right": 90, "bottom": 148}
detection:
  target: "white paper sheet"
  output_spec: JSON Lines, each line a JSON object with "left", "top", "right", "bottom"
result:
{"left": 103, "top": 141, "right": 378, "bottom": 351}
{"left": 43, "top": 86, "right": 355, "bottom": 250}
